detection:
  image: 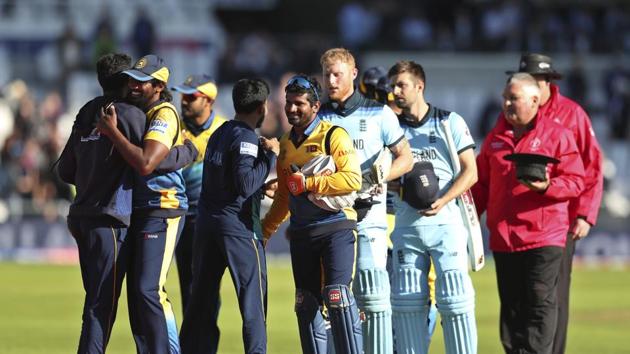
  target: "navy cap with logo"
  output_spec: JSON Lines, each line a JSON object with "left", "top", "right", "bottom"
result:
{"left": 401, "top": 161, "right": 439, "bottom": 210}
{"left": 506, "top": 53, "right": 562, "bottom": 79}
{"left": 504, "top": 153, "right": 560, "bottom": 182}
{"left": 123, "top": 54, "right": 170, "bottom": 83}
{"left": 172, "top": 74, "right": 218, "bottom": 99}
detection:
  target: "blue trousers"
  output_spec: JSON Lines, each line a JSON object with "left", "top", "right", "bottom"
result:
{"left": 180, "top": 218, "right": 267, "bottom": 354}
{"left": 67, "top": 216, "right": 130, "bottom": 354}
{"left": 128, "top": 215, "right": 184, "bottom": 354}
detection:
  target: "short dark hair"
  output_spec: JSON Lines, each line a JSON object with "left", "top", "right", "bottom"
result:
{"left": 285, "top": 75, "right": 321, "bottom": 105}
{"left": 388, "top": 60, "right": 426, "bottom": 86}
{"left": 96, "top": 53, "right": 132, "bottom": 93}
{"left": 232, "top": 78, "right": 270, "bottom": 114}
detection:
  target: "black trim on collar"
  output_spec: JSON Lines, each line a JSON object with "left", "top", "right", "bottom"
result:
{"left": 398, "top": 104, "right": 435, "bottom": 128}
{"left": 326, "top": 89, "right": 364, "bottom": 117}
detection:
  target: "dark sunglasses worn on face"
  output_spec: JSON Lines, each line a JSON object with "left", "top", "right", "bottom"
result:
{"left": 286, "top": 76, "right": 319, "bottom": 102}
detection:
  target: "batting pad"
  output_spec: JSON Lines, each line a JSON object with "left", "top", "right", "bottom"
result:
{"left": 295, "top": 289, "right": 328, "bottom": 354}
{"left": 391, "top": 267, "right": 430, "bottom": 354}
{"left": 436, "top": 270, "right": 477, "bottom": 354}
{"left": 324, "top": 284, "right": 363, "bottom": 354}
{"left": 353, "top": 268, "right": 393, "bottom": 354}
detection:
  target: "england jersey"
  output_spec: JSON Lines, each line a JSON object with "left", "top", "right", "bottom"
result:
{"left": 393, "top": 105, "right": 475, "bottom": 227}
{"left": 319, "top": 91, "right": 405, "bottom": 229}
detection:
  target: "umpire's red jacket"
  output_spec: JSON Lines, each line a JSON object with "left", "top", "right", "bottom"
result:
{"left": 538, "top": 84, "right": 603, "bottom": 225}
{"left": 472, "top": 115, "right": 585, "bottom": 252}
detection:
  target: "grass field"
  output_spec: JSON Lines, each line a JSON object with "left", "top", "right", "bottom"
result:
{"left": 0, "top": 259, "right": 628, "bottom": 354}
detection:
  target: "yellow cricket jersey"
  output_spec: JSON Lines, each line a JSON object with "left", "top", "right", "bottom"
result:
{"left": 262, "top": 118, "right": 361, "bottom": 239}
{"left": 134, "top": 101, "right": 188, "bottom": 216}
{"left": 181, "top": 112, "right": 227, "bottom": 215}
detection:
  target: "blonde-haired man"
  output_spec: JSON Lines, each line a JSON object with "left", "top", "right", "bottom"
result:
{"left": 318, "top": 48, "right": 413, "bottom": 354}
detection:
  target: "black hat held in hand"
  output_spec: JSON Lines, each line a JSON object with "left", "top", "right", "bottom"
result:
{"left": 504, "top": 153, "right": 560, "bottom": 182}
{"left": 401, "top": 161, "right": 439, "bottom": 211}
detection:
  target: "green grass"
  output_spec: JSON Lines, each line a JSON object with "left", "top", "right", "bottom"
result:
{"left": 0, "top": 259, "right": 628, "bottom": 353}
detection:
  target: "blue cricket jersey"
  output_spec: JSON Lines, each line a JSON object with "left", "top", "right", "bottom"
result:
{"left": 198, "top": 120, "right": 276, "bottom": 239}
{"left": 318, "top": 90, "right": 405, "bottom": 229}
{"left": 393, "top": 104, "right": 476, "bottom": 227}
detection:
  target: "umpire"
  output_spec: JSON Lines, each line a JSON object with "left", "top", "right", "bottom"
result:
{"left": 179, "top": 78, "right": 279, "bottom": 354}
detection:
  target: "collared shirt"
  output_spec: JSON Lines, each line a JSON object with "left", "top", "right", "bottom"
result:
{"left": 262, "top": 118, "right": 361, "bottom": 238}
{"left": 318, "top": 90, "right": 405, "bottom": 229}
{"left": 394, "top": 104, "right": 475, "bottom": 227}
{"left": 199, "top": 120, "right": 276, "bottom": 239}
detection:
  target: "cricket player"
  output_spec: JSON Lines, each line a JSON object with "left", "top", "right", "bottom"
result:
{"left": 262, "top": 75, "right": 363, "bottom": 354}
{"left": 318, "top": 48, "right": 414, "bottom": 354}
{"left": 98, "top": 54, "right": 195, "bottom": 354}
{"left": 359, "top": 66, "right": 439, "bottom": 342}
{"left": 179, "top": 78, "right": 278, "bottom": 354}
{"left": 57, "top": 53, "right": 146, "bottom": 354}
{"left": 387, "top": 60, "right": 478, "bottom": 354}
{"left": 171, "top": 74, "right": 226, "bottom": 314}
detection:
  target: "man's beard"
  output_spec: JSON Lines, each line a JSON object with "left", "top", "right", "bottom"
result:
{"left": 255, "top": 113, "right": 265, "bottom": 129}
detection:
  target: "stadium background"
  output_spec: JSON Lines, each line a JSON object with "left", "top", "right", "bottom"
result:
{"left": 0, "top": 0, "right": 628, "bottom": 353}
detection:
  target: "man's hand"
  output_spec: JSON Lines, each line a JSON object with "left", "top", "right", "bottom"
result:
{"left": 518, "top": 173, "right": 550, "bottom": 193}
{"left": 263, "top": 178, "right": 278, "bottom": 199}
{"left": 96, "top": 104, "right": 118, "bottom": 137}
{"left": 569, "top": 217, "right": 591, "bottom": 240}
{"left": 287, "top": 164, "right": 306, "bottom": 196}
{"left": 421, "top": 197, "right": 447, "bottom": 216}
{"left": 287, "top": 171, "right": 306, "bottom": 196}
{"left": 260, "top": 136, "right": 280, "bottom": 155}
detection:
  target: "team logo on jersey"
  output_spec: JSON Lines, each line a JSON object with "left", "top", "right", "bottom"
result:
{"left": 144, "top": 233, "right": 158, "bottom": 239}
{"left": 80, "top": 128, "right": 101, "bottom": 142}
{"left": 306, "top": 145, "right": 318, "bottom": 153}
{"left": 147, "top": 119, "right": 168, "bottom": 134}
{"left": 328, "top": 289, "right": 341, "bottom": 304}
{"left": 240, "top": 142, "right": 258, "bottom": 157}
{"left": 530, "top": 138, "right": 542, "bottom": 151}
{"left": 135, "top": 58, "right": 147, "bottom": 69}
{"left": 429, "top": 130, "right": 437, "bottom": 143}
{"left": 360, "top": 119, "right": 367, "bottom": 132}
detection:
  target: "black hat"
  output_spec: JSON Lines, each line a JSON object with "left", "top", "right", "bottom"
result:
{"left": 506, "top": 53, "right": 562, "bottom": 80}
{"left": 401, "top": 161, "right": 439, "bottom": 210}
{"left": 504, "top": 153, "right": 560, "bottom": 182}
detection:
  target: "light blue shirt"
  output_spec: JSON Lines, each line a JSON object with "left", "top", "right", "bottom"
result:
{"left": 393, "top": 105, "right": 475, "bottom": 227}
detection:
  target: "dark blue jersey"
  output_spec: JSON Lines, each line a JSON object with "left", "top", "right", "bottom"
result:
{"left": 57, "top": 96, "right": 146, "bottom": 226}
{"left": 199, "top": 120, "right": 276, "bottom": 239}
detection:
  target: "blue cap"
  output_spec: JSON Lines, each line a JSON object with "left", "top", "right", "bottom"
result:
{"left": 123, "top": 54, "right": 170, "bottom": 83}
{"left": 172, "top": 74, "right": 218, "bottom": 99}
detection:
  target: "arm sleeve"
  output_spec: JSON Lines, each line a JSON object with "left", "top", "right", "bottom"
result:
{"left": 56, "top": 129, "right": 77, "bottom": 184}
{"left": 381, "top": 105, "right": 406, "bottom": 148}
{"left": 144, "top": 108, "right": 179, "bottom": 149}
{"left": 262, "top": 153, "right": 290, "bottom": 239}
{"left": 232, "top": 131, "right": 275, "bottom": 198}
{"left": 572, "top": 106, "right": 603, "bottom": 224}
{"left": 471, "top": 141, "right": 490, "bottom": 216}
{"left": 154, "top": 139, "right": 198, "bottom": 173}
{"left": 305, "top": 128, "right": 362, "bottom": 195}
{"left": 545, "top": 131, "right": 586, "bottom": 201}
{"left": 451, "top": 113, "right": 476, "bottom": 153}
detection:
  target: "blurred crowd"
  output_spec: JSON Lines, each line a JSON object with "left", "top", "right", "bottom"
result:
{"left": 0, "top": 0, "right": 629, "bottom": 221}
